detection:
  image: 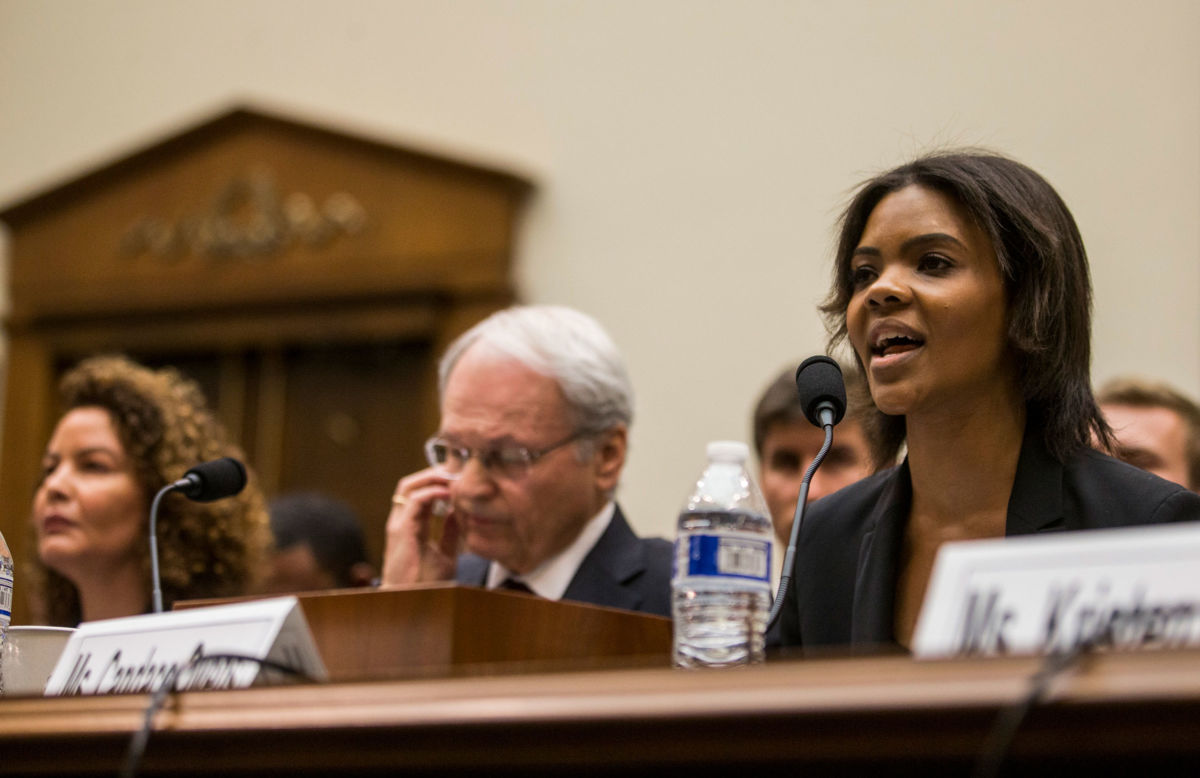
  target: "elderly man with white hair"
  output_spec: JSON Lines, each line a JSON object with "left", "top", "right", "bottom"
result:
{"left": 381, "top": 305, "right": 671, "bottom": 616}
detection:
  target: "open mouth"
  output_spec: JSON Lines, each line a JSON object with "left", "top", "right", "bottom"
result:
{"left": 872, "top": 334, "right": 925, "bottom": 358}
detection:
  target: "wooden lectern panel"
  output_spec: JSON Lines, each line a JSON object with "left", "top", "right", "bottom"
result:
{"left": 182, "top": 584, "right": 672, "bottom": 682}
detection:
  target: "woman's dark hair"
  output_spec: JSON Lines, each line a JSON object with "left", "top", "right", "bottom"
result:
{"left": 820, "top": 149, "right": 1111, "bottom": 467}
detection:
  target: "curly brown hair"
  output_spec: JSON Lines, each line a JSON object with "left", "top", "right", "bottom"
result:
{"left": 29, "top": 355, "right": 270, "bottom": 626}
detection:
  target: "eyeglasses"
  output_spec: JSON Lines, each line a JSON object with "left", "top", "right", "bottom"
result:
{"left": 424, "top": 431, "right": 586, "bottom": 480}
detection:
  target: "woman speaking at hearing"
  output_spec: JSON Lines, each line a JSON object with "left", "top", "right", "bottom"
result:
{"left": 775, "top": 151, "right": 1200, "bottom": 651}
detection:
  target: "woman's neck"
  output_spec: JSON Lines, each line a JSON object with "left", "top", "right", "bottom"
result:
{"left": 893, "top": 387, "right": 1026, "bottom": 648}
{"left": 73, "top": 560, "right": 148, "bottom": 623}
{"left": 905, "top": 386, "right": 1026, "bottom": 537}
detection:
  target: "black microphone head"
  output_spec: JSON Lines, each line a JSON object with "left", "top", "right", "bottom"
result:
{"left": 178, "top": 457, "right": 247, "bottom": 502}
{"left": 795, "top": 356, "right": 847, "bottom": 427}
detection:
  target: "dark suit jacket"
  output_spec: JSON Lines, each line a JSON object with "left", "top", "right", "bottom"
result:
{"left": 775, "top": 429, "right": 1200, "bottom": 651}
{"left": 455, "top": 505, "right": 673, "bottom": 617}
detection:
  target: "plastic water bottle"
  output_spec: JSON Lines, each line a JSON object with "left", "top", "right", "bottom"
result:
{"left": 0, "top": 531, "right": 11, "bottom": 635}
{"left": 672, "top": 441, "right": 772, "bottom": 668}
{"left": 0, "top": 530, "right": 12, "bottom": 694}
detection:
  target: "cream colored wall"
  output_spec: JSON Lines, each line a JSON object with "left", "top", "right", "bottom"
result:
{"left": 1, "top": 1, "right": 1197, "bottom": 542}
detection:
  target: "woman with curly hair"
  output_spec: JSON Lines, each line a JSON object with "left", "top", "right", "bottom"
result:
{"left": 30, "top": 355, "right": 270, "bottom": 626}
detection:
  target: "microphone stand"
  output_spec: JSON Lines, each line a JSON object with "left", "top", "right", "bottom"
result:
{"left": 146, "top": 458, "right": 247, "bottom": 613}
{"left": 766, "top": 403, "right": 836, "bottom": 630}
{"left": 148, "top": 483, "right": 175, "bottom": 614}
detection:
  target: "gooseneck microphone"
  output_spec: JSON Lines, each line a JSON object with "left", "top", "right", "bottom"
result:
{"left": 796, "top": 354, "right": 847, "bottom": 428}
{"left": 149, "top": 457, "right": 248, "bottom": 613}
{"left": 766, "top": 356, "right": 848, "bottom": 630}
{"left": 168, "top": 457, "right": 248, "bottom": 503}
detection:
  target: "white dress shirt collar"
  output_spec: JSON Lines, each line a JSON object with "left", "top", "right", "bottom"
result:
{"left": 485, "top": 501, "right": 616, "bottom": 600}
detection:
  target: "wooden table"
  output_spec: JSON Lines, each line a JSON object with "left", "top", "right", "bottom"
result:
{"left": 3, "top": 648, "right": 1199, "bottom": 775}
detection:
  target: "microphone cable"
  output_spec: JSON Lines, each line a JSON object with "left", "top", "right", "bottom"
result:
{"left": 765, "top": 356, "right": 846, "bottom": 633}
{"left": 766, "top": 420, "right": 834, "bottom": 631}
{"left": 970, "top": 639, "right": 1097, "bottom": 778}
{"left": 120, "top": 651, "right": 316, "bottom": 778}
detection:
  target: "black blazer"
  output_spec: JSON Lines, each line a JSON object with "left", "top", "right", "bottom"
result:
{"left": 775, "top": 430, "right": 1200, "bottom": 651}
{"left": 455, "top": 505, "right": 673, "bottom": 617}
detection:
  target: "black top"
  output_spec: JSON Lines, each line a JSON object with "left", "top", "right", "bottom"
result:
{"left": 774, "top": 428, "right": 1200, "bottom": 651}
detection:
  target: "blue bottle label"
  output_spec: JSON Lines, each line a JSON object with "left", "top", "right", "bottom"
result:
{"left": 677, "top": 533, "right": 771, "bottom": 583}
{"left": 0, "top": 565, "right": 11, "bottom": 625}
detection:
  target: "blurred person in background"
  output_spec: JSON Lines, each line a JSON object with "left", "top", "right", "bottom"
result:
{"left": 1098, "top": 376, "right": 1200, "bottom": 492}
{"left": 30, "top": 355, "right": 270, "bottom": 626}
{"left": 265, "top": 491, "right": 376, "bottom": 593}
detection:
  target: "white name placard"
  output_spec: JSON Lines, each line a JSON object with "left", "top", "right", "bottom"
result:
{"left": 44, "top": 596, "right": 327, "bottom": 696}
{"left": 912, "top": 522, "right": 1200, "bottom": 659}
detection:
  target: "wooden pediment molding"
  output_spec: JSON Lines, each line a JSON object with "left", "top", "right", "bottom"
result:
{"left": 1, "top": 106, "right": 534, "bottom": 326}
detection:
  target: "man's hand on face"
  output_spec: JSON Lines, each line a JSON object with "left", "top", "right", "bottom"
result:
{"left": 380, "top": 467, "right": 461, "bottom": 585}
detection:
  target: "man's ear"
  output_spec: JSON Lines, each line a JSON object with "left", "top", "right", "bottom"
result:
{"left": 593, "top": 424, "right": 627, "bottom": 492}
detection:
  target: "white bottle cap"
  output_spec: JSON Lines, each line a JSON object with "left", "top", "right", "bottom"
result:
{"left": 706, "top": 440, "right": 750, "bottom": 463}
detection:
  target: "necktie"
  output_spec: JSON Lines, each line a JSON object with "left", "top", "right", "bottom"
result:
{"left": 499, "top": 578, "right": 536, "bottom": 595}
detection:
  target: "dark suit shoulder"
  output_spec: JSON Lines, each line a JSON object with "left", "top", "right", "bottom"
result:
{"left": 635, "top": 534, "right": 674, "bottom": 566}
{"left": 455, "top": 553, "right": 489, "bottom": 586}
{"left": 1063, "top": 449, "right": 1200, "bottom": 529}
{"left": 630, "top": 534, "right": 674, "bottom": 616}
{"left": 802, "top": 465, "right": 899, "bottom": 541}
{"left": 775, "top": 465, "right": 903, "bottom": 648}
{"left": 610, "top": 509, "right": 673, "bottom": 617}
{"left": 563, "top": 505, "right": 674, "bottom": 617}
